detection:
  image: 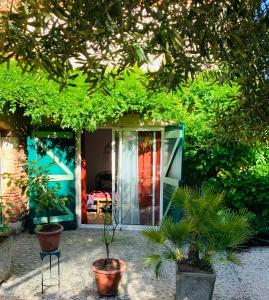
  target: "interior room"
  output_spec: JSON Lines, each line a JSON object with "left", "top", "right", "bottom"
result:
{"left": 84, "top": 129, "right": 112, "bottom": 224}
{"left": 81, "top": 128, "right": 162, "bottom": 226}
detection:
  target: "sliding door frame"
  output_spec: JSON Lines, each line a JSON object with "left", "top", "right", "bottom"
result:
{"left": 78, "top": 127, "right": 164, "bottom": 230}
{"left": 112, "top": 127, "right": 164, "bottom": 230}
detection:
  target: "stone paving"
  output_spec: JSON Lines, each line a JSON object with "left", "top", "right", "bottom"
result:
{"left": 0, "top": 229, "right": 268, "bottom": 300}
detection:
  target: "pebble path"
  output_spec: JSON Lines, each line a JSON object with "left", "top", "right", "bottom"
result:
{"left": 0, "top": 229, "right": 268, "bottom": 300}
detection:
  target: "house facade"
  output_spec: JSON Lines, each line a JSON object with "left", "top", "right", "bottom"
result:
{"left": 24, "top": 115, "right": 184, "bottom": 231}
{"left": 0, "top": 0, "right": 184, "bottom": 231}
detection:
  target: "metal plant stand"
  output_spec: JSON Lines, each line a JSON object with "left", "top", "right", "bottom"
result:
{"left": 40, "top": 249, "right": 61, "bottom": 294}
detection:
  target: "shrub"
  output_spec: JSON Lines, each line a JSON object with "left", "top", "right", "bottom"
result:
{"left": 142, "top": 186, "right": 252, "bottom": 276}
{"left": 181, "top": 77, "right": 269, "bottom": 236}
{"left": 210, "top": 164, "right": 269, "bottom": 235}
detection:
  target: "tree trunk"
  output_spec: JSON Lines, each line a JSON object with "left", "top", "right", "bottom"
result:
{"left": 106, "top": 243, "right": 109, "bottom": 260}
{"left": 188, "top": 238, "right": 199, "bottom": 265}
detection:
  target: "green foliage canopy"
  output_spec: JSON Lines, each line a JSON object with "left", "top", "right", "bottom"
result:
{"left": 0, "top": 0, "right": 268, "bottom": 140}
{"left": 0, "top": 64, "right": 186, "bottom": 131}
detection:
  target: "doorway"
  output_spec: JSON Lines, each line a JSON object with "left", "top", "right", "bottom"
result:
{"left": 81, "top": 128, "right": 162, "bottom": 227}
{"left": 82, "top": 129, "right": 112, "bottom": 224}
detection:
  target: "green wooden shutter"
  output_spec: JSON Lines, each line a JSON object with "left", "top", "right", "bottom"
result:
{"left": 27, "top": 131, "right": 77, "bottom": 231}
{"left": 162, "top": 124, "right": 184, "bottom": 220}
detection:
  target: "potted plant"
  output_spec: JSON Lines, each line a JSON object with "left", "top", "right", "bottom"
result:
{"left": 142, "top": 186, "right": 253, "bottom": 300}
{"left": 9, "top": 163, "right": 68, "bottom": 252}
{"left": 0, "top": 200, "right": 14, "bottom": 282}
{"left": 92, "top": 206, "right": 126, "bottom": 296}
{"left": 29, "top": 166, "right": 68, "bottom": 252}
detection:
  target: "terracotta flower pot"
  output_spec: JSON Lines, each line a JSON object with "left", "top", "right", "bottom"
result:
{"left": 92, "top": 258, "right": 126, "bottom": 296}
{"left": 36, "top": 224, "right": 63, "bottom": 252}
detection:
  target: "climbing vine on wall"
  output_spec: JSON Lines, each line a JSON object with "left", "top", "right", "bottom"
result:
{"left": 0, "top": 63, "right": 187, "bottom": 131}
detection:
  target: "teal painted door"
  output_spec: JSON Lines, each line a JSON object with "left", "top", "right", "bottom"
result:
{"left": 162, "top": 124, "right": 184, "bottom": 220}
{"left": 27, "top": 131, "right": 77, "bottom": 231}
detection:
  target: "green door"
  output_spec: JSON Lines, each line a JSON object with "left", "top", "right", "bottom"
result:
{"left": 27, "top": 131, "right": 77, "bottom": 231}
{"left": 162, "top": 124, "right": 184, "bottom": 221}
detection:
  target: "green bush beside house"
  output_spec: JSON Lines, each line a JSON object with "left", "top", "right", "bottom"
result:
{"left": 180, "top": 77, "right": 269, "bottom": 235}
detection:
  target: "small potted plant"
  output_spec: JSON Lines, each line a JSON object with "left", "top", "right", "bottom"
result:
{"left": 10, "top": 163, "right": 68, "bottom": 252}
{"left": 142, "top": 186, "right": 253, "bottom": 300}
{"left": 29, "top": 166, "right": 68, "bottom": 252}
{"left": 0, "top": 199, "right": 14, "bottom": 282}
{"left": 92, "top": 206, "right": 126, "bottom": 296}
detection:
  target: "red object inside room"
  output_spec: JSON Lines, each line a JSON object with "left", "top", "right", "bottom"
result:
{"left": 138, "top": 132, "right": 161, "bottom": 225}
{"left": 81, "top": 130, "right": 161, "bottom": 225}
{"left": 81, "top": 132, "right": 87, "bottom": 224}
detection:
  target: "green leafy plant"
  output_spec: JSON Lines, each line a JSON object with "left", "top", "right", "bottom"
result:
{"left": 142, "top": 186, "right": 253, "bottom": 277}
{"left": 29, "top": 166, "right": 68, "bottom": 228}
{"left": 210, "top": 165, "right": 269, "bottom": 236}
{"left": 1, "top": 1, "right": 268, "bottom": 142}
{"left": 0, "top": 199, "right": 13, "bottom": 235}
{"left": 0, "top": 64, "right": 186, "bottom": 132}
{"left": 180, "top": 76, "right": 269, "bottom": 236}
{"left": 9, "top": 162, "right": 68, "bottom": 228}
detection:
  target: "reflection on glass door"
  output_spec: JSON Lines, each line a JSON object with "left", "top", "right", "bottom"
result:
{"left": 113, "top": 130, "right": 161, "bottom": 226}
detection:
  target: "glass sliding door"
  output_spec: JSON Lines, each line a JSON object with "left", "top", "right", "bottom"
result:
{"left": 137, "top": 131, "right": 161, "bottom": 225}
{"left": 113, "top": 130, "right": 161, "bottom": 226}
{"left": 120, "top": 131, "right": 140, "bottom": 224}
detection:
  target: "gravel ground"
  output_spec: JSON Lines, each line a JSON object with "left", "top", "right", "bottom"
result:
{"left": 0, "top": 229, "right": 268, "bottom": 300}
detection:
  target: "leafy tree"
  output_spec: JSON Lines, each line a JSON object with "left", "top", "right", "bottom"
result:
{"left": 0, "top": 0, "right": 268, "bottom": 140}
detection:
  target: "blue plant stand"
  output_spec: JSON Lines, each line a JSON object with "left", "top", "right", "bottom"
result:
{"left": 40, "top": 249, "right": 61, "bottom": 294}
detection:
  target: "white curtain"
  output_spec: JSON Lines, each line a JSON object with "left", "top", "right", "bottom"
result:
{"left": 120, "top": 131, "right": 140, "bottom": 225}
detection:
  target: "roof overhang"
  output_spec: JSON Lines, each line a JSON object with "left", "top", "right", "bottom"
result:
{"left": 103, "top": 114, "right": 175, "bottom": 128}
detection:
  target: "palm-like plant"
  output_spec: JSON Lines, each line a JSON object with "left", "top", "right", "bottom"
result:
{"left": 142, "top": 186, "right": 253, "bottom": 277}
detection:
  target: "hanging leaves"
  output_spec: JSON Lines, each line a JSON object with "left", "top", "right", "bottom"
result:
{"left": 0, "top": 0, "right": 268, "bottom": 140}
